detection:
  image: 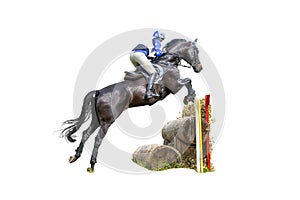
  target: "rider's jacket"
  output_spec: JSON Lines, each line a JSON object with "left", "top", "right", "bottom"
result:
{"left": 152, "top": 38, "right": 163, "bottom": 57}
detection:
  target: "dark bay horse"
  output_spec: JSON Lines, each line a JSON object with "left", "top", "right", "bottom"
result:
{"left": 61, "top": 39, "right": 202, "bottom": 172}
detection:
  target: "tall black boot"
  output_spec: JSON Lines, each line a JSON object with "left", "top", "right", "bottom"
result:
{"left": 145, "top": 73, "right": 159, "bottom": 99}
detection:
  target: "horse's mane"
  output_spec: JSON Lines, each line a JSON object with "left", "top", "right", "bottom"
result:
{"left": 164, "top": 39, "right": 187, "bottom": 50}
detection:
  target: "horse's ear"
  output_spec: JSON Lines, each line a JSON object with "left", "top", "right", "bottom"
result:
{"left": 192, "top": 38, "right": 198, "bottom": 46}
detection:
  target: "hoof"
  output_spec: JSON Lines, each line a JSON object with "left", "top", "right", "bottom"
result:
{"left": 184, "top": 94, "right": 196, "bottom": 105}
{"left": 183, "top": 97, "right": 188, "bottom": 105}
{"left": 184, "top": 96, "right": 191, "bottom": 105}
{"left": 87, "top": 167, "right": 94, "bottom": 173}
{"left": 69, "top": 156, "right": 77, "bottom": 163}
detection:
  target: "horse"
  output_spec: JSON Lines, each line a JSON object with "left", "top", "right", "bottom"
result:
{"left": 61, "top": 38, "right": 203, "bottom": 172}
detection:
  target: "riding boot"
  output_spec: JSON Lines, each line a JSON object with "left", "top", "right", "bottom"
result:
{"left": 145, "top": 72, "right": 159, "bottom": 99}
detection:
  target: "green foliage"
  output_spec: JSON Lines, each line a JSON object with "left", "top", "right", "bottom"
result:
{"left": 157, "top": 148, "right": 216, "bottom": 173}
{"left": 157, "top": 156, "right": 197, "bottom": 171}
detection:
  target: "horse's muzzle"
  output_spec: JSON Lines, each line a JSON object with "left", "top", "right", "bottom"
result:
{"left": 193, "top": 64, "right": 202, "bottom": 73}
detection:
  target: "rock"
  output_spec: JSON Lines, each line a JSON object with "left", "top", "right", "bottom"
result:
{"left": 132, "top": 144, "right": 181, "bottom": 171}
{"left": 162, "top": 116, "right": 196, "bottom": 154}
{"left": 132, "top": 99, "right": 213, "bottom": 171}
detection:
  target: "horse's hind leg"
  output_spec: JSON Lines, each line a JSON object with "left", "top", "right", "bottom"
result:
{"left": 87, "top": 122, "right": 111, "bottom": 173}
{"left": 69, "top": 119, "right": 99, "bottom": 163}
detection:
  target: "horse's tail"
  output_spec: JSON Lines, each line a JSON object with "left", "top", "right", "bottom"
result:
{"left": 61, "top": 90, "right": 98, "bottom": 142}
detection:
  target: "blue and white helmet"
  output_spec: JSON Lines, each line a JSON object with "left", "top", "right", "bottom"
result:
{"left": 153, "top": 31, "right": 165, "bottom": 40}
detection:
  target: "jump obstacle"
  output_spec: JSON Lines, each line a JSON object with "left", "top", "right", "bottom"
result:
{"left": 132, "top": 95, "right": 214, "bottom": 172}
{"left": 195, "top": 95, "right": 213, "bottom": 173}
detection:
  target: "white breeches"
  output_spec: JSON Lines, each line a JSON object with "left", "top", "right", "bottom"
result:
{"left": 130, "top": 52, "right": 156, "bottom": 74}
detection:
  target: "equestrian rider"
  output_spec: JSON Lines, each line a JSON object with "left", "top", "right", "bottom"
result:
{"left": 130, "top": 31, "right": 165, "bottom": 99}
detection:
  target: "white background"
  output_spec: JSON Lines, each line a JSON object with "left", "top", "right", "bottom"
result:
{"left": 1, "top": 0, "right": 300, "bottom": 199}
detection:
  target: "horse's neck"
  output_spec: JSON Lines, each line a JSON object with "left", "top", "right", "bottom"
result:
{"left": 156, "top": 54, "right": 179, "bottom": 67}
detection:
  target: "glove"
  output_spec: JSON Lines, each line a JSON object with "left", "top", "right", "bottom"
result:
{"left": 155, "top": 49, "right": 163, "bottom": 57}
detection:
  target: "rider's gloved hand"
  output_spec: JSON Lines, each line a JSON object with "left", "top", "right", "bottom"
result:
{"left": 155, "top": 49, "right": 163, "bottom": 57}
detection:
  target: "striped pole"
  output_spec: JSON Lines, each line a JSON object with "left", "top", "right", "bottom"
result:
{"left": 205, "top": 95, "right": 211, "bottom": 171}
{"left": 197, "top": 98, "right": 204, "bottom": 173}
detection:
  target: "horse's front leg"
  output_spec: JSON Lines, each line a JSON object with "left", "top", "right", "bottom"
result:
{"left": 178, "top": 78, "right": 196, "bottom": 104}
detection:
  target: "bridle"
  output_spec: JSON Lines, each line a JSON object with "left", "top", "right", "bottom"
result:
{"left": 164, "top": 43, "right": 199, "bottom": 69}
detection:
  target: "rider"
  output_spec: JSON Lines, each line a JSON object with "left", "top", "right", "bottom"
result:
{"left": 130, "top": 30, "right": 165, "bottom": 99}
{"left": 152, "top": 30, "right": 165, "bottom": 58}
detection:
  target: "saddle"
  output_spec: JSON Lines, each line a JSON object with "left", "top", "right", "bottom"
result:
{"left": 124, "top": 64, "right": 165, "bottom": 84}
